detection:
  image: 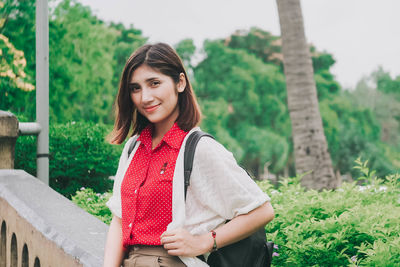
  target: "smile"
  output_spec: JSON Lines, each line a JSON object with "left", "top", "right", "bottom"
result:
{"left": 144, "top": 104, "right": 160, "bottom": 113}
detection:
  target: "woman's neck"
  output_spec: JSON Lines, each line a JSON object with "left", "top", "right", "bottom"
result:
{"left": 152, "top": 114, "right": 179, "bottom": 149}
{"left": 152, "top": 107, "right": 179, "bottom": 141}
{"left": 153, "top": 121, "right": 174, "bottom": 141}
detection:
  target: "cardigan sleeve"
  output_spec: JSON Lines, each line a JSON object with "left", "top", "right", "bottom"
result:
{"left": 106, "top": 137, "right": 136, "bottom": 218}
{"left": 190, "top": 137, "right": 270, "bottom": 220}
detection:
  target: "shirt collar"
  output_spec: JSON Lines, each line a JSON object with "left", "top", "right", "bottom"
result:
{"left": 137, "top": 123, "right": 187, "bottom": 151}
{"left": 162, "top": 122, "right": 187, "bottom": 149}
{"left": 137, "top": 124, "right": 153, "bottom": 152}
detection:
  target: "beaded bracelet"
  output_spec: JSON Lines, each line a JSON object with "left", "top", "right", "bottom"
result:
{"left": 211, "top": 230, "right": 218, "bottom": 252}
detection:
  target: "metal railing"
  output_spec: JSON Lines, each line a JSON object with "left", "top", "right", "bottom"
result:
{"left": 18, "top": 123, "right": 41, "bottom": 136}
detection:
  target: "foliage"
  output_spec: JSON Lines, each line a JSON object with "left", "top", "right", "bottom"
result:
{"left": 73, "top": 160, "right": 400, "bottom": 266}
{"left": 260, "top": 160, "right": 400, "bottom": 266}
{"left": 3, "top": 0, "right": 399, "bottom": 180}
{"left": 49, "top": 0, "right": 118, "bottom": 123}
{"left": 109, "top": 22, "right": 147, "bottom": 90}
{"left": 374, "top": 67, "right": 400, "bottom": 100}
{"left": 15, "top": 121, "right": 123, "bottom": 198}
{"left": 195, "top": 29, "right": 346, "bottom": 178}
{"left": 195, "top": 40, "right": 290, "bottom": 176}
{"left": 0, "top": 32, "right": 35, "bottom": 116}
{"left": 224, "top": 28, "right": 340, "bottom": 100}
{"left": 0, "top": 0, "right": 37, "bottom": 120}
{"left": 1, "top": 0, "right": 146, "bottom": 123}
{"left": 0, "top": 0, "right": 36, "bottom": 78}
{"left": 319, "top": 93, "right": 387, "bottom": 177}
{"left": 225, "top": 27, "right": 282, "bottom": 65}
{"left": 175, "top": 38, "right": 196, "bottom": 71}
{"left": 0, "top": 34, "right": 34, "bottom": 90}
{"left": 72, "top": 187, "right": 112, "bottom": 224}
{"left": 346, "top": 68, "right": 400, "bottom": 176}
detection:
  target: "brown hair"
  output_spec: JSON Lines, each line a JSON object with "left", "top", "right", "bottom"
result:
{"left": 109, "top": 43, "right": 202, "bottom": 144}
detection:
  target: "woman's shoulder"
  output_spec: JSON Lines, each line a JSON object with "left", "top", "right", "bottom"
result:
{"left": 187, "top": 130, "right": 231, "bottom": 160}
{"left": 121, "top": 135, "right": 140, "bottom": 155}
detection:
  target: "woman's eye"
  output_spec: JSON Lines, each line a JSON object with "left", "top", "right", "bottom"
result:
{"left": 151, "top": 81, "right": 160, "bottom": 87}
{"left": 129, "top": 84, "right": 140, "bottom": 92}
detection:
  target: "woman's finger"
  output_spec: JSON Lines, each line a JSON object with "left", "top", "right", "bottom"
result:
{"left": 163, "top": 242, "right": 180, "bottom": 250}
{"left": 166, "top": 248, "right": 182, "bottom": 256}
{"left": 160, "top": 235, "right": 178, "bottom": 244}
{"left": 161, "top": 229, "right": 181, "bottom": 238}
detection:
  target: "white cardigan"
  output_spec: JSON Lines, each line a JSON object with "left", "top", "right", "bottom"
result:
{"left": 106, "top": 127, "right": 270, "bottom": 267}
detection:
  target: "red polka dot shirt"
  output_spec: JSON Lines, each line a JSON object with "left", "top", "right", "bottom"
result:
{"left": 121, "top": 122, "right": 188, "bottom": 247}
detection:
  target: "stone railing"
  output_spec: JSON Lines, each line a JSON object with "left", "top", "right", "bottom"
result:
{"left": 0, "top": 111, "right": 108, "bottom": 266}
{"left": 0, "top": 170, "right": 108, "bottom": 267}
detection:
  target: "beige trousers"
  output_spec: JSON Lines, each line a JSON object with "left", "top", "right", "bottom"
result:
{"left": 123, "top": 246, "right": 186, "bottom": 267}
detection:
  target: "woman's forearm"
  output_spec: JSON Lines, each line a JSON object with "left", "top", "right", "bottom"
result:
{"left": 203, "top": 201, "right": 275, "bottom": 251}
{"left": 103, "top": 216, "right": 125, "bottom": 267}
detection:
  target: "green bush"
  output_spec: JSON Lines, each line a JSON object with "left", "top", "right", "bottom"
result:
{"left": 15, "top": 122, "right": 123, "bottom": 198}
{"left": 260, "top": 160, "right": 400, "bottom": 266}
{"left": 72, "top": 160, "right": 399, "bottom": 266}
{"left": 72, "top": 187, "right": 112, "bottom": 224}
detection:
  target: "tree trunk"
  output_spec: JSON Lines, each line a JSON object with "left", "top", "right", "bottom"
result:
{"left": 276, "top": 0, "right": 338, "bottom": 190}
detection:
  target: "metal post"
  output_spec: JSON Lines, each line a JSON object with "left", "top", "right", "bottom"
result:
{"left": 36, "top": 0, "right": 49, "bottom": 184}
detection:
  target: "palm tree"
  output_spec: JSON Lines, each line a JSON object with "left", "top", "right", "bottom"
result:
{"left": 276, "top": 0, "right": 338, "bottom": 190}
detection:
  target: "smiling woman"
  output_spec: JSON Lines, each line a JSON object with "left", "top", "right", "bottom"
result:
{"left": 103, "top": 43, "right": 274, "bottom": 267}
{"left": 129, "top": 64, "right": 186, "bottom": 148}
{"left": 109, "top": 43, "right": 201, "bottom": 145}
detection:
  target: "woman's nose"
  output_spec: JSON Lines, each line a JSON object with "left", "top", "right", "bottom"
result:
{"left": 141, "top": 87, "right": 154, "bottom": 102}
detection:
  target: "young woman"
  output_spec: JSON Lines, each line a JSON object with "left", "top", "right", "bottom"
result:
{"left": 103, "top": 43, "right": 274, "bottom": 267}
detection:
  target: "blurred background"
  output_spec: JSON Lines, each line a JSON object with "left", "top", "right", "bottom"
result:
{"left": 1, "top": 2, "right": 399, "bottom": 265}
{"left": 1, "top": 0, "right": 399, "bottom": 196}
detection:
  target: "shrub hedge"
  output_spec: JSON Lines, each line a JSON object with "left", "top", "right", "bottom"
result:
{"left": 73, "top": 160, "right": 400, "bottom": 266}
{"left": 258, "top": 162, "right": 400, "bottom": 266}
{"left": 15, "top": 122, "right": 123, "bottom": 198}
{"left": 72, "top": 187, "right": 113, "bottom": 224}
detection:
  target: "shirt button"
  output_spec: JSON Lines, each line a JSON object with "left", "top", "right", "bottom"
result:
{"left": 134, "top": 189, "right": 137, "bottom": 194}
{"left": 129, "top": 223, "right": 132, "bottom": 228}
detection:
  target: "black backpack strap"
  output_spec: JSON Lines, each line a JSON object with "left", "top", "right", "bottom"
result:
{"left": 184, "top": 131, "right": 214, "bottom": 201}
{"left": 127, "top": 136, "right": 139, "bottom": 158}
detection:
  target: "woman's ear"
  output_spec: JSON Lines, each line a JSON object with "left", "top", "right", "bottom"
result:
{"left": 177, "top": 73, "right": 186, "bottom": 93}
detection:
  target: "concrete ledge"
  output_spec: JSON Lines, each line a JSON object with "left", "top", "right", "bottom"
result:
{"left": 0, "top": 111, "right": 19, "bottom": 169}
{"left": 0, "top": 170, "right": 108, "bottom": 266}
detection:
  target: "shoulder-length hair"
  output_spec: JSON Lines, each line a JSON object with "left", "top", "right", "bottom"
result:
{"left": 109, "top": 43, "right": 202, "bottom": 144}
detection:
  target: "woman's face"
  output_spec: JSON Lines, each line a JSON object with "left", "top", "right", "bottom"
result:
{"left": 129, "top": 64, "right": 185, "bottom": 131}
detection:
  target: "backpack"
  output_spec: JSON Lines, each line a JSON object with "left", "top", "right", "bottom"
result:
{"left": 128, "top": 131, "right": 274, "bottom": 267}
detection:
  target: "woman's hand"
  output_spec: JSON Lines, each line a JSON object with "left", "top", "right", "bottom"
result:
{"left": 160, "top": 202, "right": 274, "bottom": 258}
{"left": 160, "top": 228, "right": 213, "bottom": 257}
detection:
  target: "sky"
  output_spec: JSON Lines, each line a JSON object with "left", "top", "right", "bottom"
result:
{"left": 78, "top": 0, "right": 400, "bottom": 89}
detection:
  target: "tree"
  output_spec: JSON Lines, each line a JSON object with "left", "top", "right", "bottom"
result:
{"left": 49, "top": 0, "right": 118, "bottom": 123}
{"left": 175, "top": 38, "right": 196, "bottom": 70}
{"left": 225, "top": 27, "right": 282, "bottom": 65}
{"left": 0, "top": 0, "right": 36, "bottom": 119}
{"left": 2, "top": 0, "right": 147, "bottom": 123}
{"left": 0, "top": 0, "right": 36, "bottom": 79}
{"left": 276, "top": 0, "right": 337, "bottom": 189}
{"left": 195, "top": 41, "right": 290, "bottom": 177}
{"left": 225, "top": 28, "right": 341, "bottom": 101}
{"left": 0, "top": 33, "right": 35, "bottom": 116}
{"left": 109, "top": 22, "right": 147, "bottom": 90}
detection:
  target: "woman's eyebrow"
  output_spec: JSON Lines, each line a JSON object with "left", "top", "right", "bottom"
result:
{"left": 129, "top": 77, "right": 159, "bottom": 84}
{"left": 145, "top": 77, "right": 159, "bottom": 82}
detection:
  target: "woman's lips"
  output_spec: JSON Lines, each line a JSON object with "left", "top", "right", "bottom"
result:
{"left": 144, "top": 104, "right": 160, "bottom": 113}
